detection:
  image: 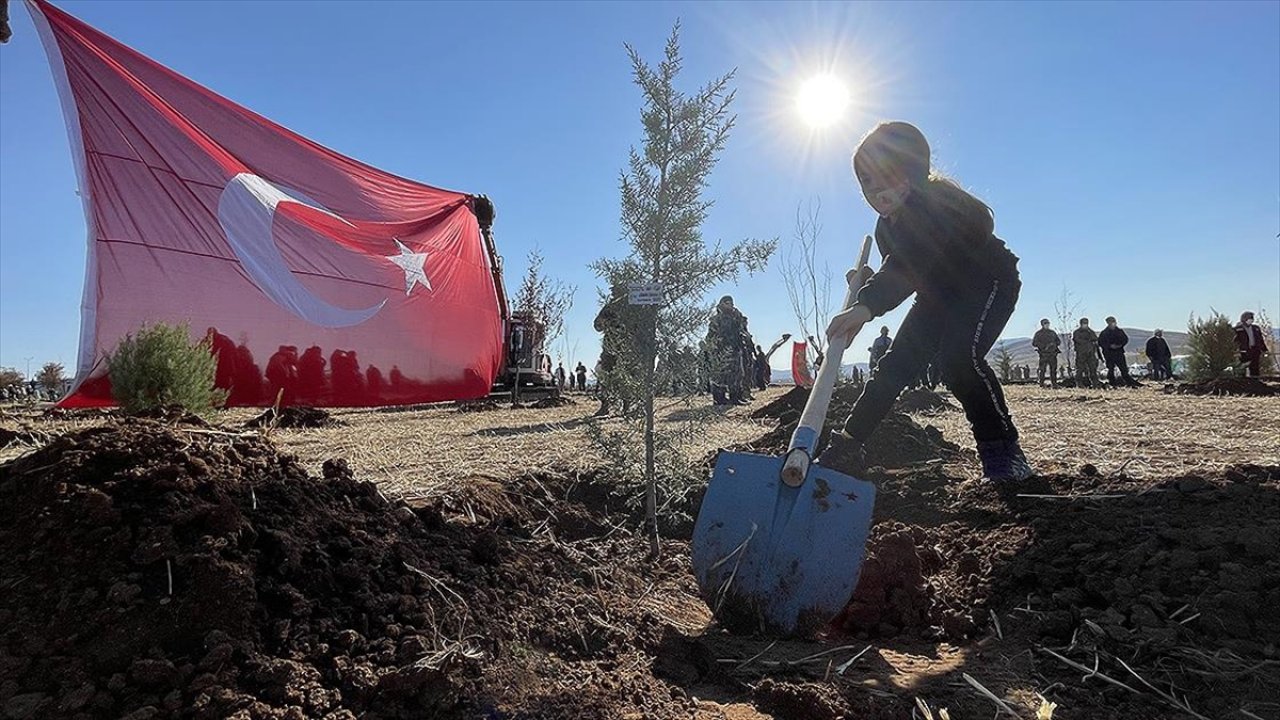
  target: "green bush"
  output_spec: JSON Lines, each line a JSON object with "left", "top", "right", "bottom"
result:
{"left": 1185, "top": 311, "right": 1239, "bottom": 381}
{"left": 109, "top": 322, "right": 227, "bottom": 413}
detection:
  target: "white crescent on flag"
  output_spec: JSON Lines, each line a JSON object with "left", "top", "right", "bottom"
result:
{"left": 216, "top": 173, "right": 386, "bottom": 328}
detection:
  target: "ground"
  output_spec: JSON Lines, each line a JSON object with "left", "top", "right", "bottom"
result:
{"left": 1, "top": 384, "right": 1278, "bottom": 720}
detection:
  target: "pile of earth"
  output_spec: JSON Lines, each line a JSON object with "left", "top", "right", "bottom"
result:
{"left": 0, "top": 426, "right": 49, "bottom": 448}
{"left": 744, "top": 410, "right": 958, "bottom": 472}
{"left": 452, "top": 398, "right": 501, "bottom": 413}
{"left": 1171, "top": 377, "right": 1279, "bottom": 397}
{"left": 526, "top": 394, "right": 576, "bottom": 409}
{"left": 244, "top": 406, "right": 342, "bottom": 429}
{"left": 0, "top": 420, "right": 705, "bottom": 720}
{"left": 752, "top": 384, "right": 954, "bottom": 421}
{"left": 892, "top": 387, "right": 955, "bottom": 414}
{"left": 132, "top": 405, "right": 212, "bottom": 427}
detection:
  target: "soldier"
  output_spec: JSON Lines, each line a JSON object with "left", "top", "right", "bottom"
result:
{"left": 1099, "top": 316, "right": 1140, "bottom": 387}
{"left": 1032, "top": 318, "right": 1061, "bottom": 388}
{"left": 707, "top": 296, "right": 750, "bottom": 405}
{"left": 1145, "top": 329, "right": 1173, "bottom": 381}
{"left": 1073, "top": 318, "right": 1101, "bottom": 389}
{"left": 1235, "top": 311, "right": 1270, "bottom": 377}
{"left": 574, "top": 361, "right": 588, "bottom": 391}
{"left": 868, "top": 326, "right": 891, "bottom": 376}
{"left": 594, "top": 284, "right": 648, "bottom": 416}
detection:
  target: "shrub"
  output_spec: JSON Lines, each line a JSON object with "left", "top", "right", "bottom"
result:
{"left": 109, "top": 322, "right": 227, "bottom": 413}
{"left": 1185, "top": 311, "right": 1239, "bottom": 381}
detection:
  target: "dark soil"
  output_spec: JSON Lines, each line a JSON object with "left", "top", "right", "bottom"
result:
{"left": 4, "top": 406, "right": 1277, "bottom": 720}
{"left": 528, "top": 394, "right": 577, "bottom": 409}
{"left": 1173, "top": 377, "right": 1279, "bottom": 397}
{"left": 892, "top": 387, "right": 955, "bottom": 414}
{"left": 452, "top": 398, "right": 501, "bottom": 413}
{"left": 244, "top": 406, "right": 342, "bottom": 429}
{"left": 131, "top": 405, "right": 211, "bottom": 427}
{"left": 0, "top": 426, "right": 49, "bottom": 448}
{"left": 0, "top": 421, "right": 698, "bottom": 720}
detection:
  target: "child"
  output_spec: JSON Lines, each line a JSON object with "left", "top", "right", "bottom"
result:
{"left": 824, "top": 121, "right": 1032, "bottom": 481}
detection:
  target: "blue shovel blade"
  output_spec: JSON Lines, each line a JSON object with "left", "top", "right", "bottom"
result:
{"left": 691, "top": 451, "right": 876, "bottom": 637}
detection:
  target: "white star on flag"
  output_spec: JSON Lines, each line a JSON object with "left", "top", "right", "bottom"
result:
{"left": 386, "top": 239, "right": 431, "bottom": 295}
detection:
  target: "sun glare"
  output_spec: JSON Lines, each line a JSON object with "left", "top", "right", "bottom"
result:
{"left": 796, "top": 74, "right": 851, "bottom": 128}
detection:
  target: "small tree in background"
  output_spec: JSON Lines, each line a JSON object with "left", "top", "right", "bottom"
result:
{"left": 1053, "top": 285, "right": 1083, "bottom": 375}
{"left": 590, "top": 24, "right": 775, "bottom": 556}
{"left": 995, "top": 341, "right": 1015, "bottom": 382}
{"left": 780, "top": 198, "right": 833, "bottom": 356}
{"left": 109, "top": 322, "right": 227, "bottom": 413}
{"left": 0, "top": 368, "right": 22, "bottom": 392}
{"left": 514, "top": 248, "right": 576, "bottom": 351}
{"left": 37, "top": 362, "right": 65, "bottom": 393}
{"left": 1185, "top": 311, "right": 1239, "bottom": 381}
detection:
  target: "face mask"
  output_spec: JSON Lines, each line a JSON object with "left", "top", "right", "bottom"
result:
{"left": 1245, "top": 319, "right": 1254, "bottom": 326}
{"left": 868, "top": 181, "right": 911, "bottom": 218}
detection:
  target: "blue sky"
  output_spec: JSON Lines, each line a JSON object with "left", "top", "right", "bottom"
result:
{"left": 1, "top": 0, "right": 1278, "bottom": 377}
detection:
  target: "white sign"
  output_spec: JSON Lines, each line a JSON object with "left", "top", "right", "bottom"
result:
{"left": 628, "top": 283, "right": 664, "bottom": 305}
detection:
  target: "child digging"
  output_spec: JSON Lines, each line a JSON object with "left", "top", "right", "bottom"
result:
{"left": 824, "top": 121, "right": 1033, "bottom": 482}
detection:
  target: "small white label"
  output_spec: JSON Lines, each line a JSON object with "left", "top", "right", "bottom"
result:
{"left": 628, "top": 283, "right": 663, "bottom": 305}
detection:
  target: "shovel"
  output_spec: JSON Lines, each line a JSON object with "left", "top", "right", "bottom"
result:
{"left": 691, "top": 235, "right": 877, "bottom": 637}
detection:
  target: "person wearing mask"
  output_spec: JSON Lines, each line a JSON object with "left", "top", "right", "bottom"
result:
{"left": 1235, "top": 311, "right": 1270, "bottom": 377}
{"left": 1032, "top": 318, "right": 1061, "bottom": 388}
{"left": 1073, "top": 318, "right": 1101, "bottom": 389}
{"left": 1145, "top": 329, "right": 1173, "bottom": 381}
{"left": 1099, "top": 316, "right": 1140, "bottom": 387}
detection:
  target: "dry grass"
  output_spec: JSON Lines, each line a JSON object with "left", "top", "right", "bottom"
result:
{"left": 4, "top": 384, "right": 1277, "bottom": 494}
{"left": 920, "top": 384, "right": 1280, "bottom": 479}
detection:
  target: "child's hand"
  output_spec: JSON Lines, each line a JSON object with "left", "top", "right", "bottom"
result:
{"left": 826, "top": 305, "right": 873, "bottom": 347}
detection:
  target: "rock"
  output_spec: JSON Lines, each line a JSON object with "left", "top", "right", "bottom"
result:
{"left": 130, "top": 659, "right": 178, "bottom": 687}
{"left": 3, "top": 694, "right": 50, "bottom": 720}
{"left": 58, "top": 683, "right": 95, "bottom": 713}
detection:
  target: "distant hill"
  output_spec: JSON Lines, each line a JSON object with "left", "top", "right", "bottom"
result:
{"left": 988, "top": 327, "right": 1190, "bottom": 367}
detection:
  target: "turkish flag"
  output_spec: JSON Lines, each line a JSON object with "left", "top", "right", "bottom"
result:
{"left": 791, "top": 341, "right": 814, "bottom": 389}
{"left": 29, "top": 0, "right": 504, "bottom": 407}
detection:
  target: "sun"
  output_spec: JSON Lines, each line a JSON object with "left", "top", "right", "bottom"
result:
{"left": 796, "top": 74, "right": 851, "bottom": 129}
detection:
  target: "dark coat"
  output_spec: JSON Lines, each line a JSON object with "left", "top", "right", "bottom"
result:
{"left": 1235, "top": 323, "right": 1268, "bottom": 357}
{"left": 1098, "top": 326, "right": 1128, "bottom": 355}
{"left": 1145, "top": 336, "right": 1171, "bottom": 361}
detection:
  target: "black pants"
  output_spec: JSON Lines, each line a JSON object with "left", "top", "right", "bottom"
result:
{"left": 1151, "top": 358, "right": 1172, "bottom": 380}
{"left": 844, "top": 278, "right": 1020, "bottom": 444}
{"left": 1104, "top": 350, "right": 1134, "bottom": 385}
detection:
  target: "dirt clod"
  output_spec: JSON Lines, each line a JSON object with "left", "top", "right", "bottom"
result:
{"left": 1173, "top": 377, "right": 1279, "bottom": 397}
{"left": 244, "top": 406, "right": 341, "bottom": 429}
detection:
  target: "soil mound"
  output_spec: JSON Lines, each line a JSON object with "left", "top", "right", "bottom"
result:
{"left": 0, "top": 426, "right": 49, "bottom": 448}
{"left": 528, "top": 394, "right": 576, "bottom": 409}
{"left": 1173, "top": 377, "right": 1279, "bottom": 397}
{"left": 244, "top": 406, "right": 341, "bottom": 429}
{"left": 453, "top": 398, "right": 501, "bottom": 413}
{"left": 0, "top": 421, "right": 702, "bottom": 719}
{"left": 893, "top": 388, "right": 955, "bottom": 414}
{"left": 132, "top": 405, "right": 210, "bottom": 426}
{"left": 745, "top": 411, "right": 957, "bottom": 472}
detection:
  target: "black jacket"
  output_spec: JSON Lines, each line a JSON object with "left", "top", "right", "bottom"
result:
{"left": 1145, "top": 336, "right": 1171, "bottom": 361}
{"left": 1098, "top": 326, "right": 1128, "bottom": 354}
{"left": 856, "top": 189, "right": 1019, "bottom": 317}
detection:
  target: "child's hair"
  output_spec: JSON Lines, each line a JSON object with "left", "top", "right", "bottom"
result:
{"left": 853, "top": 121, "right": 994, "bottom": 234}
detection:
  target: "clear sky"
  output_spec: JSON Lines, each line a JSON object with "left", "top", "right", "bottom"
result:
{"left": 1, "top": 0, "right": 1278, "bottom": 378}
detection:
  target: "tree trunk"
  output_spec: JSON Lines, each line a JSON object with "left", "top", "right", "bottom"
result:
{"left": 643, "top": 310, "right": 659, "bottom": 558}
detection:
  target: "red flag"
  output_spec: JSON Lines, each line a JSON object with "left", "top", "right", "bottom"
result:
{"left": 791, "top": 341, "right": 813, "bottom": 389}
{"left": 30, "top": 0, "right": 503, "bottom": 407}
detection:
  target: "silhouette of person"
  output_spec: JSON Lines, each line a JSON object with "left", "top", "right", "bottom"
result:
{"left": 298, "top": 346, "right": 328, "bottom": 401}
{"left": 265, "top": 346, "right": 299, "bottom": 405}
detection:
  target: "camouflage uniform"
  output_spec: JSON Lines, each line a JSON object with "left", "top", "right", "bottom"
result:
{"left": 1072, "top": 325, "right": 1101, "bottom": 389}
{"left": 593, "top": 291, "right": 652, "bottom": 415}
{"left": 706, "top": 300, "right": 749, "bottom": 404}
